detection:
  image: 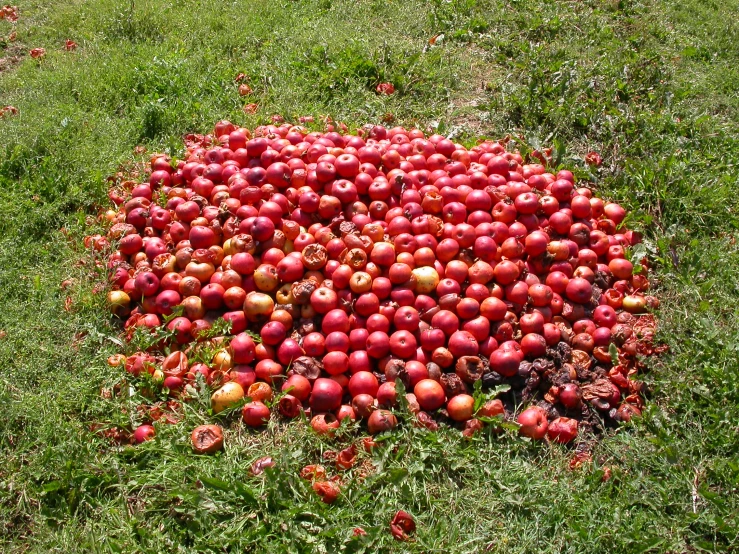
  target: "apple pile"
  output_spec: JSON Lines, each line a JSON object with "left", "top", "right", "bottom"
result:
{"left": 97, "top": 120, "right": 660, "bottom": 448}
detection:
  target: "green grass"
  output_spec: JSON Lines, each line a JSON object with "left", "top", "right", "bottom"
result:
{"left": 2, "top": 0, "right": 739, "bottom": 551}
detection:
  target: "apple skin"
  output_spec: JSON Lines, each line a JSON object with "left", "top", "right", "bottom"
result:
{"left": 389, "top": 330, "right": 418, "bottom": 359}
{"left": 478, "top": 399, "right": 504, "bottom": 418}
{"left": 310, "top": 287, "right": 338, "bottom": 314}
{"left": 242, "top": 401, "right": 271, "bottom": 427}
{"left": 134, "top": 272, "right": 160, "bottom": 296}
{"left": 366, "top": 331, "right": 391, "bottom": 359}
{"left": 447, "top": 394, "right": 475, "bottom": 422}
{"left": 414, "top": 379, "right": 446, "bottom": 412}
{"left": 547, "top": 417, "right": 579, "bottom": 443}
{"left": 133, "top": 424, "right": 156, "bottom": 443}
{"left": 517, "top": 406, "right": 549, "bottom": 439}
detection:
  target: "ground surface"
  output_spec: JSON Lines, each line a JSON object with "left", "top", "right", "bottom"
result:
{"left": 1, "top": 0, "right": 738, "bottom": 552}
